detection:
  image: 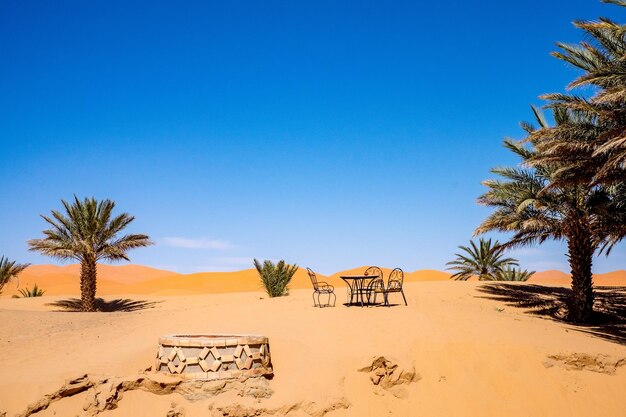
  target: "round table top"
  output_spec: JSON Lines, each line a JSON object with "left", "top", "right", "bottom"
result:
{"left": 340, "top": 275, "right": 379, "bottom": 279}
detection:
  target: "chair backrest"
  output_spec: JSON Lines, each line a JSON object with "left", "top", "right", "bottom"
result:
{"left": 307, "top": 267, "right": 319, "bottom": 290}
{"left": 387, "top": 268, "right": 404, "bottom": 290}
{"left": 364, "top": 266, "right": 383, "bottom": 280}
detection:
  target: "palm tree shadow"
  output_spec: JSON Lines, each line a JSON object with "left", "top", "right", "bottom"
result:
{"left": 477, "top": 284, "right": 626, "bottom": 346}
{"left": 48, "top": 298, "right": 161, "bottom": 312}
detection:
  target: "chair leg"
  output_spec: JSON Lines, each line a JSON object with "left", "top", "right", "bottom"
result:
{"left": 312, "top": 292, "right": 317, "bottom": 307}
{"left": 330, "top": 291, "right": 336, "bottom": 307}
{"left": 401, "top": 290, "right": 407, "bottom": 306}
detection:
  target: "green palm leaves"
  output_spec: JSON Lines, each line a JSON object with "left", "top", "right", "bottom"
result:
{"left": 539, "top": 0, "right": 626, "bottom": 180}
{"left": 446, "top": 239, "right": 519, "bottom": 281}
{"left": 28, "top": 196, "right": 151, "bottom": 263}
{"left": 254, "top": 259, "right": 298, "bottom": 297}
{"left": 28, "top": 196, "right": 152, "bottom": 311}
{"left": 494, "top": 267, "right": 535, "bottom": 282}
{"left": 0, "top": 256, "right": 30, "bottom": 294}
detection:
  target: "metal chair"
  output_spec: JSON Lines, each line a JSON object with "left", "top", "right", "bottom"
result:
{"left": 307, "top": 268, "right": 336, "bottom": 307}
{"left": 364, "top": 266, "right": 385, "bottom": 305}
{"left": 384, "top": 268, "right": 407, "bottom": 306}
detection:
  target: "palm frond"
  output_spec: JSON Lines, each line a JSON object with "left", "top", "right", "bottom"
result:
{"left": 0, "top": 256, "right": 31, "bottom": 293}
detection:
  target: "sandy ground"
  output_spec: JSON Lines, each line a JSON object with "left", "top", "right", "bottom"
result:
{"left": 1, "top": 280, "right": 626, "bottom": 417}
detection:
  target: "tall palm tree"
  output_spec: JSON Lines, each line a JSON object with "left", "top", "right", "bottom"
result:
{"left": 0, "top": 256, "right": 30, "bottom": 294}
{"left": 446, "top": 239, "right": 518, "bottom": 281}
{"left": 28, "top": 196, "right": 152, "bottom": 311}
{"left": 540, "top": 0, "right": 626, "bottom": 180}
{"left": 476, "top": 107, "right": 626, "bottom": 322}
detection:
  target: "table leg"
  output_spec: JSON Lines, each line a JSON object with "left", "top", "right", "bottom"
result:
{"left": 359, "top": 279, "right": 365, "bottom": 307}
{"left": 350, "top": 282, "right": 356, "bottom": 305}
{"left": 343, "top": 279, "right": 355, "bottom": 305}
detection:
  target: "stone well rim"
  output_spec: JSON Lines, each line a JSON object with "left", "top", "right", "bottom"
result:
{"left": 158, "top": 334, "right": 270, "bottom": 347}
{"left": 160, "top": 334, "right": 268, "bottom": 340}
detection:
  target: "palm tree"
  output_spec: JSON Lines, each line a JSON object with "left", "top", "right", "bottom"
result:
{"left": 540, "top": 0, "right": 626, "bottom": 180}
{"left": 446, "top": 239, "right": 518, "bottom": 281}
{"left": 28, "top": 196, "right": 152, "bottom": 311}
{"left": 0, "top": 256, "right": 30, "bottom": 294}
{"left": 476, "top": 107, "right": 626, "bottom": 322}
{"left": 494, "top": 267, "right": 535, "bottom": 282}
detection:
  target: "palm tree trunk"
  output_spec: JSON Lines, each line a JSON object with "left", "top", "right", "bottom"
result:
{"left": 80, "top": 255, "right": 97, "bottom": 312}
{"left": 567, "top": 221, "right": 594, "bottom": 323}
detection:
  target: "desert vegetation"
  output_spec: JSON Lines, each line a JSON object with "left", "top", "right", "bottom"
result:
{"left": 17, "top": 284, "right": 46, "bottom": 298}
{"left": 446, "top": 239, "right": 533, "bottom": 281}
{"left": 494, "top": 267, "right": 535, "bottom": 282}
{"left": 253, "top": 259, "right": 298, "bottom": 297}
{"left": 28, "top": 196, "right": 152, "bottom": 312}
{"left": 0, "top": 256, "right": 30, "bottom": 294}
{"left": 476, "top": 0, "right": 626, "bottom": 322}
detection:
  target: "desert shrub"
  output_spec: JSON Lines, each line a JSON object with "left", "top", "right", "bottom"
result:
{"left": 253, "top": 259, "right": 298, "bottom": 297}
{"left": 494, "top": 267, "right": 535, "bottom": 282}
{"left": 18, "top": 284, "right": 45, "bottom": 297}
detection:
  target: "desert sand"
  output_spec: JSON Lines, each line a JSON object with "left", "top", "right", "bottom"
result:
{"left": 1, "top": 264, "right": 626, "bottom": 416}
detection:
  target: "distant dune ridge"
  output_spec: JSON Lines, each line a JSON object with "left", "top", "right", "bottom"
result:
{"left": 3, "top": 264, "right": 626, "bottom": 297}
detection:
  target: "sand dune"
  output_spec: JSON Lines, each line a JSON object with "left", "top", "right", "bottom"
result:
{"left": 4, "top": 264, "right": 181, "bottom": 296}
{"left": 525, "top": 270, "right": 572, "bottom": 286}
{"left": 590, "top": 270, "right": 626, "bottom": 286}
{"left": 3, "top": 264, "right": 626, "bottom": 299}
{"left": 529, "top": 270, "right": 626, "bottom": 287}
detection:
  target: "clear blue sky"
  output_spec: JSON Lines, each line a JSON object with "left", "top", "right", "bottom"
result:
{"left": 1, "top": 1, "right": 624, "bottom": 274}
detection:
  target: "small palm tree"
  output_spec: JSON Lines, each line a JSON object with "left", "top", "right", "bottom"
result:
{"left": 0, "top": 256, "right": 30, "bottom": 294}
{"left": 446, "top": 239, "right": 518, "bottom": 281}
{"left": 253, "top": 259, "right": 298, "bottom": 297}
{"left": 18, "top": 284, "right": 46, "bottom": 297}
{"left": 494, "top": 267, "right": 535, "bottom": 282}
{"left": 28, "top": 196, "right": 152, "bottom": 312}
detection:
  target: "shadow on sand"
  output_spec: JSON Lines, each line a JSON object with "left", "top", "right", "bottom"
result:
{"left": 48, "top": 298, "right": 161, "bottom": 312}
{"left": 477, "top": 283, "right": 626, "bottom": 346}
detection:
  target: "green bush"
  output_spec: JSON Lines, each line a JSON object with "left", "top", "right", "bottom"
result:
{"left": 18, "top": 284, "right": 46, "bottom": 297}
{"left": 493, "top": 267, "right": 535, "bottom": 282}
{"left": 253, "top": 259, "right": 298, "bottom": 297}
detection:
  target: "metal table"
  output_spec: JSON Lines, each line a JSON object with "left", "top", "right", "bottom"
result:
{"left": 340, "top": 275, "right": 379, "bottom": 306}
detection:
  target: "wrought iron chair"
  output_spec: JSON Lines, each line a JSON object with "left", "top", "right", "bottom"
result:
{"left": 364, "top": 266, "right": 385, "bottom": 305}
{"left": 384, "top": 268, "right": 407, "bottom": 306}
{"left": 307, "top": 268, "right": 336, "bottom": 308}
